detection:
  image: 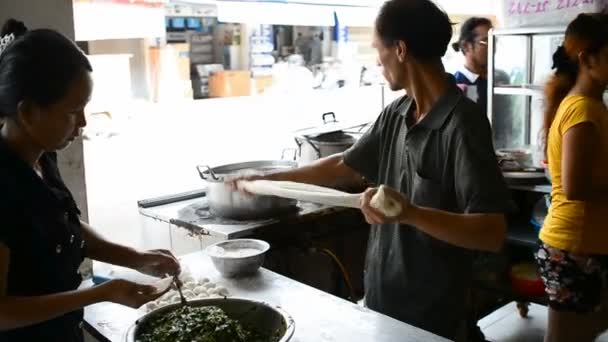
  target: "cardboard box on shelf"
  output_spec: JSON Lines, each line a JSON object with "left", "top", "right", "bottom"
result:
{"left": 209, "top": 71, "right": 251, "bottom": 97}
{"left": 254, "top": 75, "right": 274, "bottom": 94}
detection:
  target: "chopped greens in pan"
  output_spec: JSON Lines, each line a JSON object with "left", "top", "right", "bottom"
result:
{"left": 137, "top": 305, "right": 280, "bottom": 342}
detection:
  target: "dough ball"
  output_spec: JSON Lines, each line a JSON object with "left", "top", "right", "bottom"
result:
{"left": 216, "top": 286, "right": 229, "bottom": 297}
{"left": 370, "top": 185, "right": 402, "bottom": 217}
{"left": 159, "top": 291, "right": 174, "bottom": 302}
{"left": 181, "top": 275, "right": 195, "bottom": 284}
{"left": 199, "top": 278, "right": 210, "bottom": 284}
{"left": 182, "top": 290, "right": 195, "bottom": 299}
{"left": 193, "top": 286, "right": 207, "bottom": 295}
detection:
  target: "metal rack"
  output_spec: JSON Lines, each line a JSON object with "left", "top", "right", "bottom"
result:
{"left": 487, "top": 26, "right": 566, "bottom": 148}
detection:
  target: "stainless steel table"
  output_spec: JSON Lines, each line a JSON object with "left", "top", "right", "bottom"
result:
{"left": 84, "top": 252, "right": 449, "bottom": 342}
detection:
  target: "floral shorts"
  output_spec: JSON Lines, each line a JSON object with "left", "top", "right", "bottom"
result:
{"left": 536, "top": 243, "right": 608, "bottom": 313}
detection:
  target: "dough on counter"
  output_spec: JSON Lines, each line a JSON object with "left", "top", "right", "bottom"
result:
{"left": 145, "top": 279, "right": 230, "bottom": 312}
{"left": 193, "top": 286, "right": 208, "bottom": 296}
{"left": 159, "top": 291, "right": 174, "bottom": 302}
{"left": 181, "top": 276, "right": 195, "bottom": 284}
{"left": 370, "top": 185, "right": 402, "bottom": 217}
{"left": 183, "top": 282, "right": 196, "bottom": 291}
{"left": 216, "top": 286, "right": 229, "bottom": 297}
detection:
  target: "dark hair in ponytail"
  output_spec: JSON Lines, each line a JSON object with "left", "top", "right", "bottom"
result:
{"left": 543, "top": 13, "right": 608, "bottom": 151}
{"left": 0, "top": 18, "right": 93, "bottom": 119}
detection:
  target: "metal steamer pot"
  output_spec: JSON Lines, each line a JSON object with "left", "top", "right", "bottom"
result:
{"left": 296, "top": 131, "right": 357, "bottom": 165}
{"left": 197, "top": 160, "right": 298, "bottom": 220}
{"left": 125, "top": 297, "right": 295, "bottom": 342}
{"left": 292, "top": 112, "right": 360, "bottom": 165}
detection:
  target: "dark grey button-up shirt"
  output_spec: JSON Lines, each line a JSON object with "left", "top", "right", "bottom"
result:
{"left": 343, "top": 75, "right": 508, "bottom": 339}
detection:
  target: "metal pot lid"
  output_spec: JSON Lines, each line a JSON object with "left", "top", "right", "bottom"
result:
{"left": 294, "top": 112, "right": 370, "bottom": 139}
{"left": 304, "top": 131, "right": 357, "bottom": 144}
{"left": 197, "top": 160, "right": 297, "bottom": 182}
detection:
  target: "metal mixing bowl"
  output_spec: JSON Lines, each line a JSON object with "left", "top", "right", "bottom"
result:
{"left": 205, "top": 239, "right": 270, "bottom": 278}
{"left": 125, "top": 297, "right": 295, "bottom": 342}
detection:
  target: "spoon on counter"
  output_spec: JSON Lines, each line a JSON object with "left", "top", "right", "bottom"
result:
{"left": 172, "top": 275, "right": 188, "bottom": 306}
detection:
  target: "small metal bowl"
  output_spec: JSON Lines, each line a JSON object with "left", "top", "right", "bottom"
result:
{"left": 205, "top": 239, "right": 270, "bottom": 278}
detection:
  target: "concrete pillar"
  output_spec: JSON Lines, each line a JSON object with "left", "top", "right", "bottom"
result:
{"left": 0, "top": 0, "right": 89, "bottom": 222}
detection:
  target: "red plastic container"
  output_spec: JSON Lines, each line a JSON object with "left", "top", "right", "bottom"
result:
{"left": 509, "top": 263, "right": 546, "bottom": 298}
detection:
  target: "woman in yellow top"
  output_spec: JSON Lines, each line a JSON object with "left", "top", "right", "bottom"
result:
{"left": 537, "top": 13, "right": 608, "bottom": 342}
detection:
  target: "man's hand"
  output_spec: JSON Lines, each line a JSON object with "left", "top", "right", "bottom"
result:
{"left": 359, "top": 186, "right": 411, "bottom": 225}
{"left": 225, "top": 173, "right": 268, "bottom": 197}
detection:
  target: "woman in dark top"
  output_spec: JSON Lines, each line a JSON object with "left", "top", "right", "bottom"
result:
{"left": 0, "top": 19, "right": 180, "bottom": 342}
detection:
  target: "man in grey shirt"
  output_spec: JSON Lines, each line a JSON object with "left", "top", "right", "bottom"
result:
{"left": 232, "top": 0, "right": 508, "bottom": 339}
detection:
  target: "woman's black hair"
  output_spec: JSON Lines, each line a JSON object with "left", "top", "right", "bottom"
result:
{"left": 452, "top": 17, "right": 492, "bottom": 53}
{"left": 1, "top": 19, "right": 27, "bottom": 37}
{"left": 375, "top": 0, "right": 453, "bottom": 60}
{"left": 0, "top": 19, "right": 93, "bottom": 119}
{"left": 543, "top": 13, "right": 608, "bottom": 152}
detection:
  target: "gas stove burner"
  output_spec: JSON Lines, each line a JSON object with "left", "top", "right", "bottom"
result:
{"left": 176, "top": 198, "right": 300, "bottom": 226}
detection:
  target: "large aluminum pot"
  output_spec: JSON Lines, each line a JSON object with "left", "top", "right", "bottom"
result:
{"left": 197, "top": 160, "right": 298, "bottom": 220}
{"left": 290, "top": 112, "right": 365, "bottom": 165}
{"left": 125, "top": 297, "right": 295, "bottom": 342}
{"left": 295, "top": 131, "right": 357, "bottom": 165}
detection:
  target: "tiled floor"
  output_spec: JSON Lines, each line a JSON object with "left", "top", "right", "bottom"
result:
{"left": 480, "top": 302, "right": 608, "bottom": 342}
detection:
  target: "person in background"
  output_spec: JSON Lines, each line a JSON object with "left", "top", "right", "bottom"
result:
{"left": 453, "top": 17, "right": 490, "bottom": 112}
{"left": 230, "top": 0, "right": 508, "bottom": 340}
{"left": 294, "top": 32, "right": 309, "bottom": 62}
{"left": 453, "top": 17, "right": 515, "bottom": 149}
{"left": 0, "top": 19, "right": 180, "bottom": 342}
{"left": 537, "top": 13, "right": 608, "bottom": 342}
{"left": 309, "top": 33, "right": 323, "bottom": 66}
